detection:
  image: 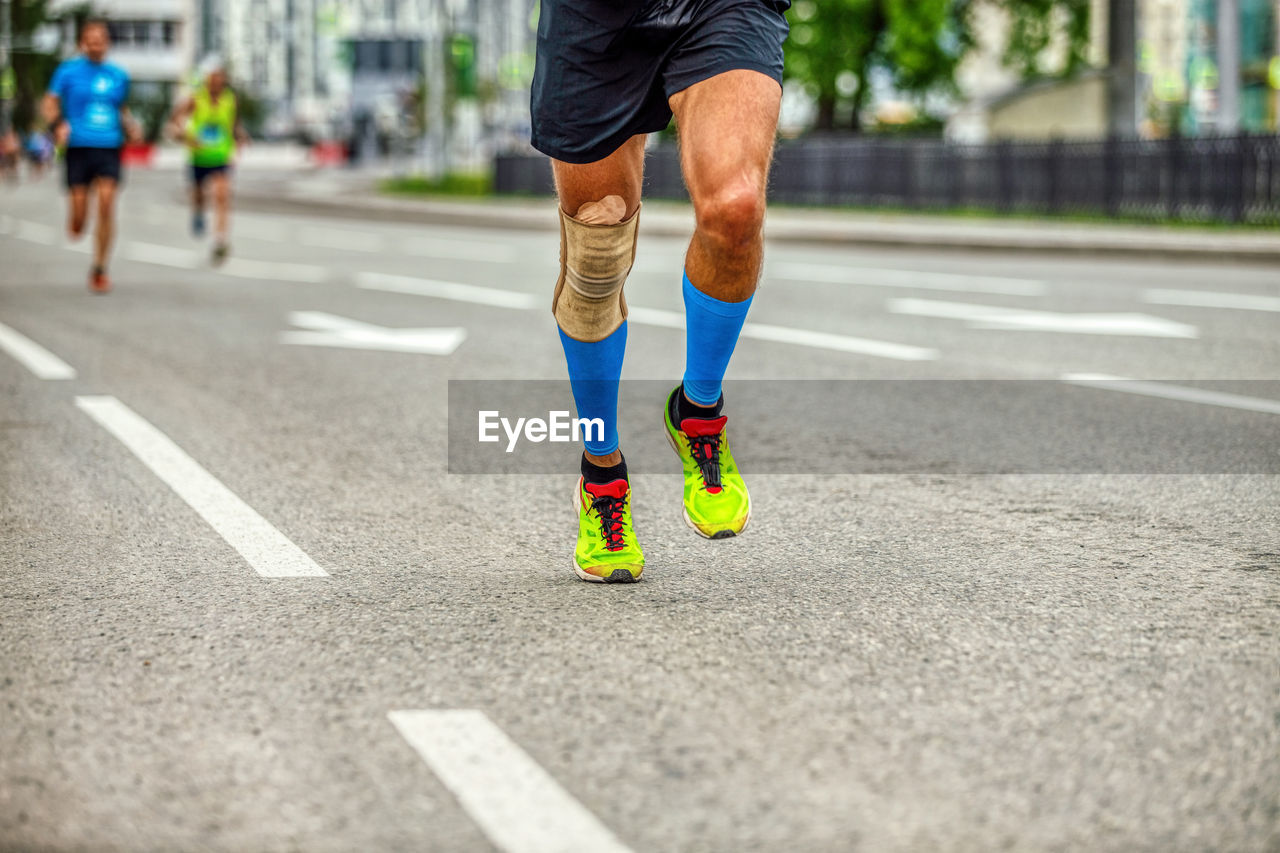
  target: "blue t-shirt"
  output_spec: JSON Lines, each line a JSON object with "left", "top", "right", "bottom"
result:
{"left": 47, "top": 56, "right": 130, "bottom": 148}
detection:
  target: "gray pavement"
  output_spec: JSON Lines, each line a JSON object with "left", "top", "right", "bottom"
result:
{"left": 1, "top": 164, "right": 1278, "bottom": 853}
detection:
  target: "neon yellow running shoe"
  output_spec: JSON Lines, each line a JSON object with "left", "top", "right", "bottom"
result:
{"left": 663, "top": 386, "right": 751, "bottom": 539}
{"left": 572, "top": 476, "right": 645, "bottom": 583}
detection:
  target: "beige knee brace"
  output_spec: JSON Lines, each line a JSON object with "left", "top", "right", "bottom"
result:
{"left": 552, "top": 197, "right": 640, "bottom": 343}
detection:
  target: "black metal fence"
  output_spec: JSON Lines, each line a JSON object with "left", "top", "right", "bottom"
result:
{"left": 495, "top": 134, "right": 1280, "bottom": 225}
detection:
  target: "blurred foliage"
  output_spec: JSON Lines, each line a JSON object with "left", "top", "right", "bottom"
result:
{"left": 5, "top": 0, "right": 93, "bottom": 132}
{"left": 785, "top": 0, "right": 1091, "bottom": 132}
{"left": 380, "top": 172, "right": 493, "bottom": 196}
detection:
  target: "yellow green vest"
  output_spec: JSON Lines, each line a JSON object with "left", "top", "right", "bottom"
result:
{"left": 189, "top": 86, "right": 236, "bottom": 167}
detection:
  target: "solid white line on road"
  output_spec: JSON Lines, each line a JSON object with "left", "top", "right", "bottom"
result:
{"left": 123, "top": 241, "right": 201, "bottom": 269}
{"left": 361, "top": 273, "right": 936, "bottom": 360}
{"left": 889, "top": 297, "right": 1199, "bottom": 338}
{"left": 398, "top": 236, "right": 519, "bottom": 263}
{"left": 74, "top": 396, "right": 328, "bottom": 577}
{"left": 388, "top": 709, "right": 635, "bottom": 853}
{"left": 0, "top": 322, "right": 77, "bottom": 380}
{"left": 626, "top": 306, "right": 938, "bottom": 360}
{"left": 358, "top": 271, "right": 540, "bottom": 309}
{"left": 219, "top": 257, "right": 329, "bottom": 283}
{"left": 298, "top": 225, "right": 383, "bottom": 253}
{"left": 1062, "top": 373, "right": 1280, "bottom": 416}
{"left": 14, "top": 220, "right": 57, "bottom": 244}
{"left": 1143, "top": 288, "right": 1280, "bottom": 313}
{"left": 772, "top": 263, "right": 1048, "bottom": 296}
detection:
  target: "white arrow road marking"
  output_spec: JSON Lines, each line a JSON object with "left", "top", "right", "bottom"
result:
{"left": 75, "top": 396, "right": 327, "bottom": 577}
{"left": 889, "top": 297, "right": 1199, "bottom": 338}
{"left": 773, "top": 263, "right": 1048, "bottom": 296}
{"left": 281, "top": 311, "right": 466, "bottom": 355}
{"left": 360, "top": 273, "right": 936, "bottom": 361}
{"left": 1063, "top": 373, "right": 1280, "bottom": 415}
{"left": 388, "top": 710, "right": 635, "bottom": 853}
{"left": 1143, "top": 288, "right": 1280, "bottom": 313}
{"left": 0, "top": 321, "right": 77, "bottom": 379}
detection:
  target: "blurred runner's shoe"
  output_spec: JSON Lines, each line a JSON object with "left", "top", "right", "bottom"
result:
{"left": 88, "top": 265, "right": 110, "bottom": 294}
{"left": 192, "top": 210, "right": 205, "bottom": 236}
{"left": 573, "top": 476, "right": 644, "bottom": 583}
{"left": 664, "top": 385, "right": 750, "bottom": 539}
{"left": 212, "top": 241, "right": 228, "bottom": 265}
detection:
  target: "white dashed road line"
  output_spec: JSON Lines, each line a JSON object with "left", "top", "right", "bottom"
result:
{"left": 889, "top": 297, "right": 1199, "bottom": 338}
{"left": 1062, "top": 374, "right": 1280, "bottom": 416}
{"left": 298, "top": 225, "right": 383, "bottom": 253}
{"left": 123, "top": 241, "right": 201, "bottom": 269}
{"left": 358, "top": 271, "right": 540, "bottom": 309}
{"left": 0, "top": 321, "right": 77, "bottom": 380}
{"left": 398, "top": 236, "right": 520, "bottom": 263}
{"left": 75, "top": 396, "right": 328, "bottom": 578}
{"left": 219, "top": 257, "right": 329, "bottom": 283}
{"left": 13, "top": 220, "right": 58, "bottom": 245}
{"left": 359, "top": 272, "right": 937, "bottom": 360}
{"left": 772, "top": 263, "right": 1048, "bottom": 296}
{"left": 388, "top": 709, "right": 635, "bottom": 853}
{"left": 1143, "top": 288, "right": 1280, "bottom": 313}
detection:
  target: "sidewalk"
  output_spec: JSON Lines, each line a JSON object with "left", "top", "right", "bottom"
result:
{"left": 234, "top": 168, "right": 1280, "bottom": 263}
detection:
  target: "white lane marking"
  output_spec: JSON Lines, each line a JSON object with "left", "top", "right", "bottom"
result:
{"left": 0, "top": 321, "right": 77, "bottom": 379}
{"left": 14, "top": 220, "right": 57, "bottom": 244}
{"left": 358, "top": 271, "right": 540, "bottom": 309}
{"left": 123, "top": 241, "right": 200, "bottom": 269}
{"left": 773, "top": 263, "right": 1047, "bottom": 296}
{"left": 281, "top": 311, "right": 466, "bottom": 354}
{"left": 388, "top": 710, "right": 634, "bottom": 853}
{"left": 398, "top": 236, "right": 520, "bottom": 263}
{"left": 219, "top": 257, "right": 328, "bottom": 283}
{"left": 1143, "top": 288, "right": 1280, "bottom": 313}
{"left": 1062, "top": 373, "right": 1280, "bottom": 415}
{"left": 626, "top": 306, "right": 937, "bottom": 360}
{"left": 75, "top": 396, "right": 327, "bottom": 578}
{"left": 361, "top": 273, "right": 935, "bottom": 360}
{"left": 889, "top": 297, "right": 1199, "bottom": 338}
{"left": 298, "top": 225, "right": 383, "bottom": 253}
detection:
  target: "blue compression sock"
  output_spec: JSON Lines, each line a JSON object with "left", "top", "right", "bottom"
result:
{"left": 558, "top": 322, "right": 626, "bottom": 456}
{"left": 682, "top": 271, "right": 753, "bottom": 406}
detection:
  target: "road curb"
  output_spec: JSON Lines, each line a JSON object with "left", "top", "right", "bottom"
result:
{"left": 237, "top": 189, "right": 1280, "bottom": 264}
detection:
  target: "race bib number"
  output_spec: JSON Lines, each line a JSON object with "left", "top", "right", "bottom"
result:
{"left": 85, "top": 102, "right": 116, "bottom": 128}
{"left": 198, "top": 123, "right": 224, "bottom": 144}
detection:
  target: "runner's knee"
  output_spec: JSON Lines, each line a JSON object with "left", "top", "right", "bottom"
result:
{"left": 694, "top": 179, "right": 765, "bottom": 254}
{"left": 552, "top": 195, "right": 639, "bottom": 343}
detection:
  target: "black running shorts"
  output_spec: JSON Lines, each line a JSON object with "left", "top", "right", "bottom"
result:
{"left": 64, "top": 146, "right": 122, "bottom": 188}
{"left": 531, "top": 0, "right": 790, "bottom": 164}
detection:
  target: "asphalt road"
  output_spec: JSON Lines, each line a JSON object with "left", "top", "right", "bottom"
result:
{"left": 2, "top": 163, "right": 1278, "bottom": 853}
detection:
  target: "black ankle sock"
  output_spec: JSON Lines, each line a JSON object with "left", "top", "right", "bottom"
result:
{"left": 674, "top": 384, "right": 723, "bottom": 423}
{"left": 582, "top": 453, "right": 628, "bottom": 484}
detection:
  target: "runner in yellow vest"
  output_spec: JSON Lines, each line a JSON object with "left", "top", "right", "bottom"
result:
{"left": 168, "top": 59, "right": 247, "bottom": 263}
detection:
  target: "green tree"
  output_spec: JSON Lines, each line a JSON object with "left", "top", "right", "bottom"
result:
{"left": 785, "top": 0, "right": 1090, "bottom": 132}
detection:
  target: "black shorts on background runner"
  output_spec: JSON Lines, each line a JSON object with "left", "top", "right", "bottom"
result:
{"left": 531, "top": 0, "right": 790, "bottom": 164}
{"left": 64, "top": 146, "right": 123, "bottom": 188}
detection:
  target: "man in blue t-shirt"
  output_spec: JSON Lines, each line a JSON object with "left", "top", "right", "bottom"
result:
{"left": 42, "top": 19, "right": 140, "bottom": 293}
